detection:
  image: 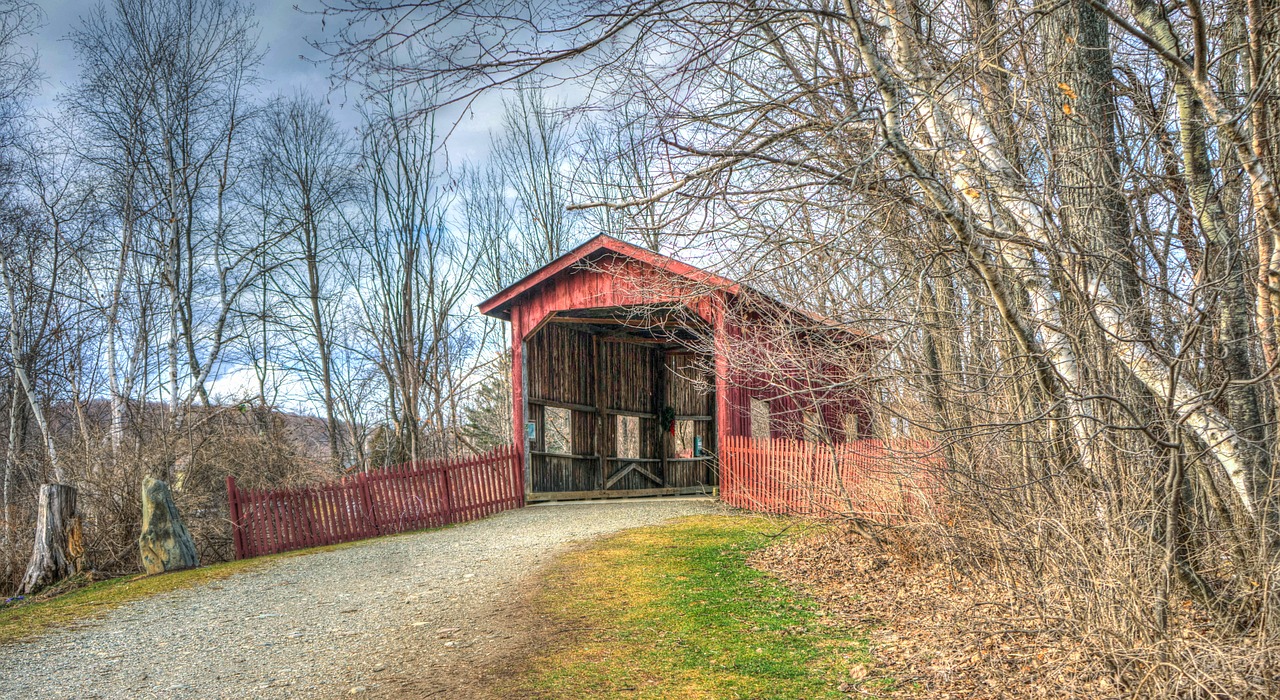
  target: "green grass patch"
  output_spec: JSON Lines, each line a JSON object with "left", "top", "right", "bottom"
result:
{"left": 515, "top": 515, "right": 877, "bottom": 699}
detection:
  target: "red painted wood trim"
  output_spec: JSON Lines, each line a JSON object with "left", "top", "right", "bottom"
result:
{"left": 226, "top": 476, "right": 245, "bottom": 560}
{"left": 478, "top": 234, "right": 741, "bottom": 318}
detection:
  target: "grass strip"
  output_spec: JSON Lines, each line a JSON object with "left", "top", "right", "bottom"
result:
{"left": 515, "top": 514, "right": 879, "bottom": 699}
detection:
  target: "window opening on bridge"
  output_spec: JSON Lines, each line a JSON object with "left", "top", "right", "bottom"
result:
{"left": 674, "top": 420, "right": 697, "bottom": 457}
{"left": 843, "top": 412, "right": 859, "bottom": 440}
{"left": 617, "top": 415, "right": 641, "bottom": 459}
{"left": 803, "top": 410, "right": 825, "bottom": 442}
{"left": 545, "top": 406, "right": 572, "bottom": 454}
{"left": 750, "top": 398, "right": 770, "bottom": 440}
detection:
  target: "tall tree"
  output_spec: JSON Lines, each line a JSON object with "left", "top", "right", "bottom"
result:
{"left": 71, "top": 0, "right": 266, "bottom": 476}
{"left": 357, "top": 90, "right": 485, "bottom": 463}
{"left": 575, "top": 103, "right": 679, "bottom": 252}
{"left": 493, "top": 82, "right": 579, "bottom": 271}
{"left": 253, "top": 94, "right": 357, "bottom": 467}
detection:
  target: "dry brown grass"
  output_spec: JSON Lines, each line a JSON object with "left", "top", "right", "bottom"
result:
{"left": 751, "top": 524, "right": 1119, "bottom": 698}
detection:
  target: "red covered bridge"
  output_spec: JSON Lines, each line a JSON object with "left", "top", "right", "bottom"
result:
{"left": 478, "top": 234, "right": 881, "bottom": 502}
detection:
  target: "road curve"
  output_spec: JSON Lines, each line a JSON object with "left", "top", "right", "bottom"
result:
{"left": 0, "top": 497, "right": 719, "bottom": 699}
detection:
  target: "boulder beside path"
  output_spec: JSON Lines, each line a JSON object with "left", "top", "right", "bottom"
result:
{"left": 138, "top": 477, "right": 199, "bottom": 575}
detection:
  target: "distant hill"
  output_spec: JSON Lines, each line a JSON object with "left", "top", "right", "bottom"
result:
{"left": 42, "top": 398, "right": 342, "bottom": 466}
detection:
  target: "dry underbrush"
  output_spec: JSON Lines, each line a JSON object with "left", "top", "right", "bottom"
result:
{"left": 2, "top": 405, "right": 336, "bottom": 596}
{"left": 751, "top": 523, "right": 1277, "bottom": 699}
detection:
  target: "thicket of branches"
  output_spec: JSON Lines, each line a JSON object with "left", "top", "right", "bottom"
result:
{"left": 322, "top": 0, "right": 1280, "bottom": 694}
{"left": 0, "top": 0, "right": 647, "bottom": 595}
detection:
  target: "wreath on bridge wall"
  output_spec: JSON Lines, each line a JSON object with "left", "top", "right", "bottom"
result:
{"left": 660, "top": 406, "right": 677, "bottom": 436}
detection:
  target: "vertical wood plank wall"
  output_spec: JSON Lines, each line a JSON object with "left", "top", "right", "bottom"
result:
{"left": 719, "top": 436, "right": 942, "bottom": 521}
{"left": 523, "top": 321, "right": 718, "bottom": 496}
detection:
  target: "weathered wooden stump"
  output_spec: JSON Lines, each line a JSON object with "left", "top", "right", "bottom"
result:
{"left": 20, "top": 483, "right": 80, "bottom": 594}
{"left": 138, "top": 477, "right": 199, "bottom": 575}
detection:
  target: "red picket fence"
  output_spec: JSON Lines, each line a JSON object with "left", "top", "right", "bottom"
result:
{"left": 719, "top": 436, "right": 943, "bottom": 522}
{"left": 225, "top": 445, "right": 522, "bottom": 559}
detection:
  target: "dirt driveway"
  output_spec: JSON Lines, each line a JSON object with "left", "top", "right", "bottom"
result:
{"left": 0, "top": 497, "right": 719, "bottom": 699}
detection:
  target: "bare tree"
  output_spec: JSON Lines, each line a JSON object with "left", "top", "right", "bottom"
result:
{"left": 253, "top": 93, "right": 358, "bottom": 467}
{"left": 493, "top": 82, "right": 580, "bottom": 271}
{"left": 71, "top": 0, "right": 267, "bottom": 476}
{"left": 574, "top": 102, "right": 681, "bottom": 253}
{"left": 355, "top": 89, "right": 487, "bottom": 463}
{"left": 320, "top": 0, "right": 1280, "bottom": 691}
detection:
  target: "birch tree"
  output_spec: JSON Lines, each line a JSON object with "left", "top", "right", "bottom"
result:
{"left": 71, "top": 0, "right": 267, "bottom": 477}
{"left": 254, "top": 94, "right": 358, "bottom": 467}
{"left": 323, "top": 0, "right": 1280, "bottom": 689}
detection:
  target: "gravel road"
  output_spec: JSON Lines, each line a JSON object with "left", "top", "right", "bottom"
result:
{"left": 0, "top": 497, "right": 719, "bottom": 699}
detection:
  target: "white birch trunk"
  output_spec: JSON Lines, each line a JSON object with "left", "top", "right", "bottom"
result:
{"left": 851, "top": 0, "right": 1261, "bottom": 517}
{"left": 106, "top": 171, "right": 137, "bottom": 462}
{"left": 0, "top": 256, "right": 62, "bottom": 483}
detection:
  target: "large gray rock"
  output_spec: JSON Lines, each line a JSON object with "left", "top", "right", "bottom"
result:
{"left": 138, "top": 477, "right": 199, "bottom": 574}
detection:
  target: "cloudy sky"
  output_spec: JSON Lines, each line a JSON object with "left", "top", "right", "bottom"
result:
{"left": 26, "top": 0, "right": 505, "bottom": 163}
{"left": 29, "top": 0, "right": 357, "bottom": 128}
{"left": 23, "top": 0, "right": 513, "bottom": 412}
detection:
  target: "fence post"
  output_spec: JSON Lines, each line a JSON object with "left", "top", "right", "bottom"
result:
{"left": 358, "top": 472, "right": 381, "bottom": 536}
{"left": 439, "top": 463, "right": 456, "bottom": 525}
{"left": 510, "top": 445, "right": 524, "bottom": 507}
{"left": 226, "top": 475, "right": 246, "bottom": 560}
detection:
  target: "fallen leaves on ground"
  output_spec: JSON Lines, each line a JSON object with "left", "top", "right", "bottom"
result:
{"left": 749, "top": 527, "right": 1116, "bottom": 699}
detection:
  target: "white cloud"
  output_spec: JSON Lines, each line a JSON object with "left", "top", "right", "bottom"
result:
{"left": 206, "top": 362, "right": 321, "bottom": 416}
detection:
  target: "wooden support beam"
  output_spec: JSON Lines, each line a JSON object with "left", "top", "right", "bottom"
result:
{"left": 600, "top": 407, "right": 657, "bottom": 419}
{"left": 520, "top": 314, "right": 553, "bottom": 344}
{"left": 527, "top": 398, "right": 598, "bottom": 414}
{"left": 601, "top": 334, "right": 674, "bottom": 345}
{"left": 606, "top": 462, "right": 665, "bottom": 490}
{"left": 520, "top": 333, "right": 531, "bottom": 501}
{"left": 525, "top": 485, "right": 718, "bottom": 502}
{"left": 656, "top": 352, "right": 669, "bottom": 488}
{"left": 594, "top": 334, "right": 606, "bottom": 492}
{"left": 550, "top": 316, "right": 687, "bottom": 329}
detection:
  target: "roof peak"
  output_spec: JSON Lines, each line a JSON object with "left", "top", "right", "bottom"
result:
{"left": 477, "top": 234, "right": 738, "bottom": 319}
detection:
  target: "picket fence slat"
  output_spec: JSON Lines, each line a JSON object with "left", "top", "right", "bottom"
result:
{"left": 226, "top": 447, "right": 523, "bottom": 560}
{"left": 718, "top": 435, "right": 942, "bottom": 522}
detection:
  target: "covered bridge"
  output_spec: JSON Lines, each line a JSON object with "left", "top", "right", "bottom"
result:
{"left": 478, "top": 234, "right": 877, "bottom": 502}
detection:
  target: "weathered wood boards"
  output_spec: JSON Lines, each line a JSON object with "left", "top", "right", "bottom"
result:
{"left": 524, "top": 319, "right": 719, "bottom": 497}
{"left": 226, "top": 446, "right": 521, "bottom": 560}
{"left": 720, "top": 436, "right": 942, "bottom": 522}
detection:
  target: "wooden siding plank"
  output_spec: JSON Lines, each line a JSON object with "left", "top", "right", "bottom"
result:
{"left": 224, "top": 449, "right": 524, "bottom": 560}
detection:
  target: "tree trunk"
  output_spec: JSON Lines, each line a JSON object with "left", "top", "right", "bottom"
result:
{"left": 1251, "top": 0, "right": 1280, "bottom": 382}
{"left": 20, "top": 483, "right": 80, "bottom": 594}
{"left": 1042, "top": 0, "right": 1142, "bottom": 315}
{"left": 848, "top": 0, "right": 1267, "bottom": 518}
{"left": 2, "top": 380, "right": 16, "bottom": 557}
{"left": 305, "top": 215, "right": 342, "bottom": 469}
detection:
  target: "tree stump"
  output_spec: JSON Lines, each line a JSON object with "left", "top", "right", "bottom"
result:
{"left": 138, "top": 477, "right": 199, "bottom": 575}
{"left": 20, "top": 483, "right": 79, "bottom": 594}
